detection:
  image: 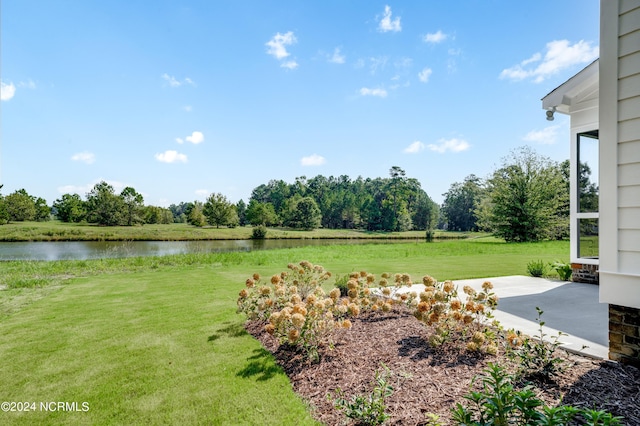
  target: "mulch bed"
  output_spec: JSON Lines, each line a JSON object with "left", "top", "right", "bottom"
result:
{"left": 245, "top": 306, "right": 640, "bottom": 425}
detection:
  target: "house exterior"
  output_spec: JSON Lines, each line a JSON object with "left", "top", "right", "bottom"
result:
{"left": 542, "top": 0, "right": 640, "bottom": 367}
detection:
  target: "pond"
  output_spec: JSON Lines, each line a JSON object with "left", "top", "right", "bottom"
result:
{"left": 0, "top": 239, "right": 424, "bottom": 261}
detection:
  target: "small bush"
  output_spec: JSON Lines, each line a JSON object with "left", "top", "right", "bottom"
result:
{"left": 330, "top": 364, "right": 393, "bottom": 426}
{"left": 413, "top": 277, "right": 500, "bottom": 355}
{"left": 425, "top": 229, "right": 434, "bottom": 242}
{"left": 251, "top": 225, "right": 267, "bottom": 239}
{"left": 506, "top": 307, "right": 567, "bottom": 380}
{"left": 551, "top": 261, "right": 572, "bottom": 281}
{"left": 451, "top": 362, "right": 623, "bottom": 425}
{"left": 334, "top": 273, "right": 350, "bottom": 297}
{"left": 526, "top": 260, "right": 547, "bottom": 277}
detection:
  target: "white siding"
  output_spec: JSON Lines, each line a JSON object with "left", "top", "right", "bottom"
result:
{"left": 618, "top": 185, "right": 640, "bottom": 206}
{"left": 620, "top": 97, "right": 640, "bottom": 121}
{"left": 619, "top": 73, "right": 640, "bottom": 99}
{"left": 619, "top": 141, "right": 640, "bottom": 163}
{"left": 617, "top": 3, "right": 640, "bottom": 278}
{"left": 619, "top": 163, "right": 640, "bottom": 185}
{"left": 619, "top": 118, "right": 640, "bottom": 142}
{"left": 619, "top": 252, "right": 640, "bottom": 272}
{"left": 599, "top": 0, "right": 640, "bottom": 307}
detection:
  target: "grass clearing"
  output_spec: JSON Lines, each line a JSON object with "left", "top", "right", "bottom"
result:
{"left": 0, "top": 238, "right": 569, "bottom": 424}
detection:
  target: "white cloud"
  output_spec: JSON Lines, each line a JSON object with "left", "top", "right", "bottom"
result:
{"left": 175, "top": 138, "right": 185, "bottom": 144}
{"left": 329, "top": 47, "right": 345, "bottom": 64}
{"left": 523, "top": 125, "right": 560, "bottom": 145}
{"left": 71, "top": 151, "right": 96, "bottom": 164}
{"left": 404, "top": 141, "right": 425, "bottom": 154}
{"left": 301, "top": 154, "right": 326, "bottom": 166}
{"left": 500, "top": 39, "right": 599, "bottom": 83}
{"left": 369, "top": 56, "right": 388, "bottom": 75}
{"left": 1, "top": 81, "right": 16, "bottom": 101}
{"left": 378, "top": 5, "right": 401, "bottom": 33}
{"left": 162, "top": 73, "right": 196, "bottom": 87}
{"left": 266, "top": 31, "right": 297, "bottom": 60}
{"left": 195, "top": 189, "right": 209, "bottom": 197}
{"left": 427, "top": 138, "right": 470, "bottom": 153}
{"left": 418, "top": 67, "right": 433, "bottom": 83}
{"left": 186, "top": 131, "right": 204, "bottom": 144}
{"left": 423, "top": 30, "right": 447, "bottom": 44}
{"left": 183, "top": 105, "right": 192, "bottom": 112}
{"left": 18, "top": 80, "right": 37, "bottom": 89}
{"left": 57, "top": 184, "right": 90, "bottom": 195}
{"left": 281, "top": 60, "right": 299, "bottom": 70}
{"left": 155, "top": 150, "right": 188, "bottom": 163}
{"left": 359, "top": 87, "right": 388, "bottom": 98}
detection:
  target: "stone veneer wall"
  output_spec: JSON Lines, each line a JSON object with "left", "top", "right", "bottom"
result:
{"left": 609, "top": 304, "right": 640, "bottom": 368}
{"left": 571, "top": 263, "right": 599, "bottom": 284}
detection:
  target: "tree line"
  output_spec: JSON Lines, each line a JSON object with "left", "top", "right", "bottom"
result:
{"left": 0, "top": 147, "right": 598, "bottom": 242}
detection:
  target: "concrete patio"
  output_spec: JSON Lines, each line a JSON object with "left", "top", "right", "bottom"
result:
{"left": 399, "top": 275, "right": 609, "bottom": 359}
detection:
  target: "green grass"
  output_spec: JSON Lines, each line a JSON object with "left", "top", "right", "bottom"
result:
{"left": 0, "top": 220, "right": 480, "bottom": 241}
{"left": 0, "top": 238, "right": 569, "bottom": 425}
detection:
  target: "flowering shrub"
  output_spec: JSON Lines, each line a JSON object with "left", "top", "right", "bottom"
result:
{"left": 237, "top": 263, "right": 503, "bottom": 360}
{"left": 412, "top": 277, "right": 500, "bottom": 354}
{"left": 237, "top": 261, "right": 349, "bottom": 362}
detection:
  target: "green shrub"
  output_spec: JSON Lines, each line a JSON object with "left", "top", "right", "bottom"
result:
{"left": 330, "top": 364, "right": 393, "bottom": 426}
{"left": 526, "top": 260, "right": 547, "bottom": 277}
{"left": 506, "top": 307, "right": 567, "bottom": 380}
{"left": 251, "top": 225, "right": 267, "bottom": 239}
{"left": 451, "top": 363, "right": 623, "bottom": 425}
{"left": 425, "top": 229, "right": 434, "bottom": 242}
{"left": 551, "top": 261, "right": 572, "bottom": 281}
{"left": 334, "top": 273, "right": 350, "bottom": 297}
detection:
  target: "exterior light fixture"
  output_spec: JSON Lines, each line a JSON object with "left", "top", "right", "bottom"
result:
{"left": 546, "top": 106, "right": 556, "bottom": 121}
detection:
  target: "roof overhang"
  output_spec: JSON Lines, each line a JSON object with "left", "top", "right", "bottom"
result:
{"left": 542, "top": 59, "right": 599, "bottom": 115}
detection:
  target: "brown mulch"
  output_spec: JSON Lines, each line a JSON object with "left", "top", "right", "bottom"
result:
{"left": 245, "top": 306, "right": 640, "bottom": 425}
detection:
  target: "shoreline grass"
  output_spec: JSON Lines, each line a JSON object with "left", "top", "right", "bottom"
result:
{"left": 0, "top": 221, "right": 481, "bottom": 242}
{"left": 0, "top": 239, "right": 570, "bottom": 425}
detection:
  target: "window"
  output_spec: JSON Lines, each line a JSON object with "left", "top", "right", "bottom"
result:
{"left": 576, "top": 131, "right": 599, "bottom": 260}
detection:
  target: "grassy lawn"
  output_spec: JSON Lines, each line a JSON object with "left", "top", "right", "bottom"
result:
{"left": 0, "top": 221, "right": 481, "bottom": 242}
{"left": 0, "top": 238, "right": 569, "bottom": 425}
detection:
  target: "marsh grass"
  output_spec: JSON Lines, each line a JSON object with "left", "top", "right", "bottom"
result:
{"left": 0, "top": 220, "right": 481, "bottom": 242}
{"left": 0, "top": 238, "right": 569, "bottom": 424}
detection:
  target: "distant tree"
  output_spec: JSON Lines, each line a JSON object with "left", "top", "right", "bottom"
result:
{"left": 388, "top": 166, "right": 408, "bottom": 231}
{"left": 0, "top": 192, "right": 8, "bottom": 225}
{"left": 34, "top": 197, "right": 51, "bottom": 221}
{"left": 483, "top": 147, "right": 567, "bottom": 242}
{"left": 187, "top": 201, "right": 206, "bottom": 227}
{"left": 441, "top": 175, "right": 484, "bottom": 232}
{"left": 53, "top": 193, "right": 87, "bottom": 223}
{"left": 284, "top": 196, "right": 322, "bottom": 230}
{"left": 250, "top": 180, "right": 291, "bottom": 216}
{"left": 5, "top": 189, "right": 37, "bottom": 222}
{"left": 120, "top": 187, "right": 144, "bottom": 226}
{"left": 143, "top": 206, "right": 173, "bottom": 224}
{"left": 86, "top": 181, "right": 125, "bottom": 226}
{"left": 203, "top": 193, "right": 238, "bottom": 228}
{"left": 169, "top": 202, "right": 192, "bottom": 223}
{"left": 412, "top": 193, "right": 439, "bottom": 231}
{"left": 246, "top": 200, "right": 279, "bottom": 226}
{"left": 236, "top": 199, "right": 247, "bottom": 226}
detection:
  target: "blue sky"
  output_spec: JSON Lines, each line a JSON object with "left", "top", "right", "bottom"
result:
{"left": 1, "top": 1, "right": 600, "bottom": 207}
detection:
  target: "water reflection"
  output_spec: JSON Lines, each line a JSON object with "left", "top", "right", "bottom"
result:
{"left": 0, "top": 239, "right": 422, "bottom": 261}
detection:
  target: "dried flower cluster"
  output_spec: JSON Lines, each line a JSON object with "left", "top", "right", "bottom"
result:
{"left": 412, "top": 278, "right": 500, "bottom": 354}
{"left": 237, "top": 262, "right": 503, "bottom": 361}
